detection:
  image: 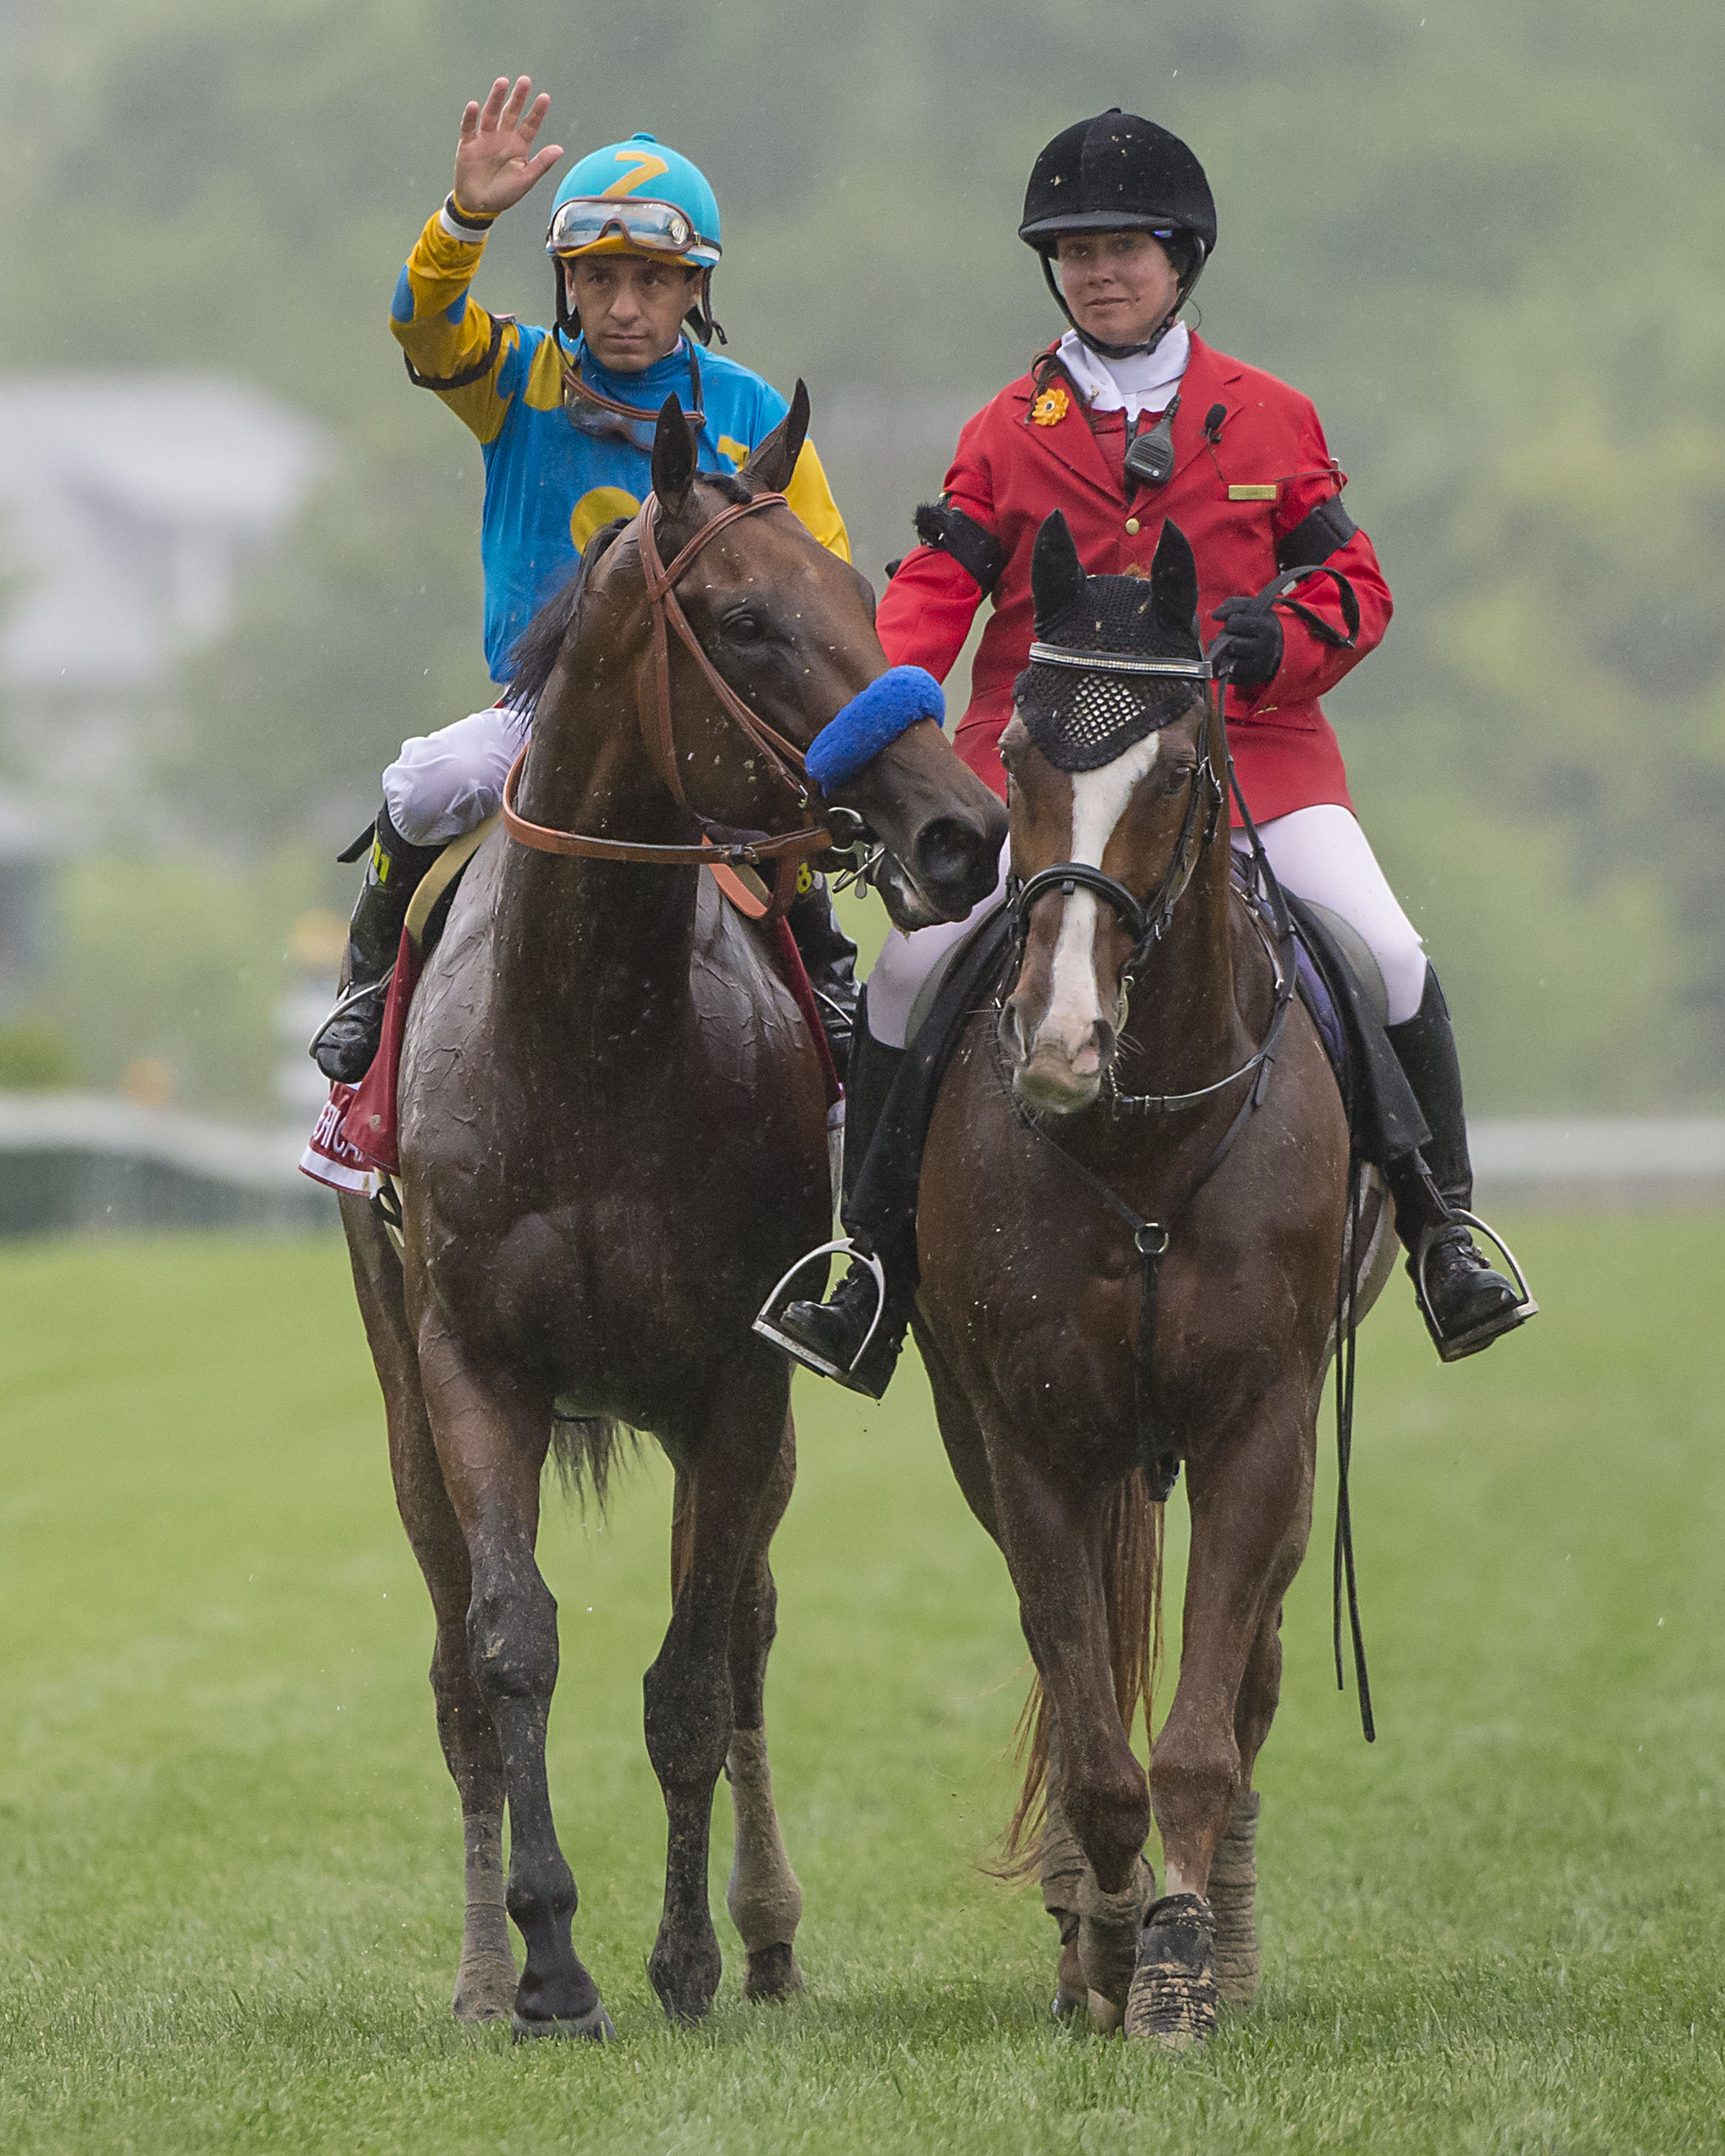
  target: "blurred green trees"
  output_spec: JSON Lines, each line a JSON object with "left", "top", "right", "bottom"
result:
{"left": 4, "top": 0, "right": 1721, "bottom": 1112}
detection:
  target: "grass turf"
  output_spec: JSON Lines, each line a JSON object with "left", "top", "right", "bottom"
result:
{"left": 0, "top": 1214, "right": 1721, "bottom": 2152}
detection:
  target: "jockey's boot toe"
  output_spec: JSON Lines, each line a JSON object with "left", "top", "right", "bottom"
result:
{"left": 1410, "top": 1224, "right": 1529, "bottom": 1361}
{"left": 310, "top": 978, "right": 391, "bottom": 1086}
{"left": 772, "top": 1263, "right": 904, "bottom": 1400}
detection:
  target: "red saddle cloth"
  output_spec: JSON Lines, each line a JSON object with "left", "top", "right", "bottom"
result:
{"left": 301, "top": 913, "right": 840, "bottom": 1191}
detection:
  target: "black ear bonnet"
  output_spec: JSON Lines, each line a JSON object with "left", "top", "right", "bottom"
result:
{"left": 1013, "top": 514, "right": 1209, "bottom": 774}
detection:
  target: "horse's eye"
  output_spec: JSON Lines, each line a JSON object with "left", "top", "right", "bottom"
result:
{"left": 723, "top": 609, "right": 765, "bottom": 644}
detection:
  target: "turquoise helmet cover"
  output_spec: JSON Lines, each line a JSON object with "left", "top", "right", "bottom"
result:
{"left": 548, "top": 132, "right": 721, "bottom": 266}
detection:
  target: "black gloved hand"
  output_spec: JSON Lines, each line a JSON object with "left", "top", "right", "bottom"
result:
{"left": 1208, "top": 596, "right": 1284, "bottom": 688}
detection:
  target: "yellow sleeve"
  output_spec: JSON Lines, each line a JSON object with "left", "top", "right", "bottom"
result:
{"left": 389, "top": 209, "right": 522, "bottom": 445}
{"left": 785, "top": 440, "right": 851, "bottom": 563}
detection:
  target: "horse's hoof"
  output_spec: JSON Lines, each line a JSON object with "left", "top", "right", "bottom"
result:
{"left": 1052, "top": 1936, "right": 1087, "bottom": 2020}
{"left": 511, "top": 1999, "right": 615, "bottom": 2043}
{"left": 649, "top": 1930, "right": 722, "bottom": 2025}
{"left": 453, "top": 1950, "right": 519, "bottom": 2023}
{"left": 1124, "top": 1892, "right": 1217, "bottom": 2051}
{"left": 1087, "top": 1989, "right": 1124, "bottom": 2035}
{"left": 744, "top": 1941, "right": 805, "bottom": 2002}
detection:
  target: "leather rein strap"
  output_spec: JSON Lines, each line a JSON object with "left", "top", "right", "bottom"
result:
{"left": 501, "top": 489, "right": 833, "bottom": 913}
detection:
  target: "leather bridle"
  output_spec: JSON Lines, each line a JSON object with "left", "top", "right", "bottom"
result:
{"left": 1009, "top": 681, "right": 1226, "bottom": 990}
{"left": 502, "top": 489, "right": 836, "bottom": 915}
{"left": 1007, "top": 683, "right": 1298, "bottom": 1116}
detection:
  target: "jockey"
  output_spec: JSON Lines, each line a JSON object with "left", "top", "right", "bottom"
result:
{"left": 310, "top": 78, "right": 859, "bottom": 1085}
{"left": 769, "top": 108, "right": 1531, "bottom": 1392}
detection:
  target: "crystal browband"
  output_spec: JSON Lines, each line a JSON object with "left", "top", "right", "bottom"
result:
{"left": 1026, "top": 643, "right": 1213, "bottom": 679}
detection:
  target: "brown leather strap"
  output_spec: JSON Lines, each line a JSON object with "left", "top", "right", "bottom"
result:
{"left": 500, "top": 487, "right": 832, "bottom": 919}
{"left": 501, "top": 748, "right": 828, "bottom": 868}
{"left": 634, "top": 492, "right": 811, "bottom": 800}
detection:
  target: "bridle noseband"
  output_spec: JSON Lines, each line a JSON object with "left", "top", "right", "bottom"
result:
{"left": 1007, "top": 675, "right": 1296, "bottom": 1116}
{"left": 501, "top": 489, "right": 836, "bottom": 914}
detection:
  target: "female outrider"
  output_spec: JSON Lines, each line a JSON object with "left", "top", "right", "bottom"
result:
{"left": 769, "top": 108, "right": 1532, "bottom": 1394}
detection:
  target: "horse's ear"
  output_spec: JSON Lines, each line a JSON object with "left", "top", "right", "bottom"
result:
{"left": 1149, "top": 518, "right": 1201, "bottom": 646}
{"left": 651, "top": 394, "right": 698, "bottom": 512}
{"left": 1030, "top": 511, "right": 1087, "bottom": 629}
{"left": 741, "top": 379, "right": 810, "bottom": 495}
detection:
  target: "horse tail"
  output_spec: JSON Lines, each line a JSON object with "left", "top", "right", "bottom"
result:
{"left": 547, "top": 1412, "right": 639, "bottom": 1518}
{"left": 998, "top": 1466, "right": 1165, "bottom": 1876}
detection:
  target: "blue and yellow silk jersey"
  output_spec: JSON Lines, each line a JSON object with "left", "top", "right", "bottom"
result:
{"left": 390, "top": 206, "right": 851, "bottom": 683}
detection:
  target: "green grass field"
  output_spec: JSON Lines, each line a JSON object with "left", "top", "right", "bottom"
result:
{"left": 1, "top": 1216, "right": 1721, "bottom": 2152}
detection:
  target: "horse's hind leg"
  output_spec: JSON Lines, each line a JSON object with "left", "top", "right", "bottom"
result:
{"left": 718, "top": 1411, "right": 805, "bottom": 2000}
{"left": 342, "top": 1198, "right": 516, "bottom": 2022}
{"left": 644, "top": 1359, "right": 791, "bottom": 2025}
{"left": 1206, "top": 1607, "right": 1282, "bottom": 2008}
{"left": 414, "top": 1315, "right": 611, "bottom": 2042}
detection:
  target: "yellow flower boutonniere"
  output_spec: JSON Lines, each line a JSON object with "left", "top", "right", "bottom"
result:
{"left": 1030, "top": 382, "right": 1070, "bottom": 427}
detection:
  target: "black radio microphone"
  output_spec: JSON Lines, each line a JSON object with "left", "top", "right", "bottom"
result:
{"left": 1124, "top": 393, "right": 1180, "bottom": 489}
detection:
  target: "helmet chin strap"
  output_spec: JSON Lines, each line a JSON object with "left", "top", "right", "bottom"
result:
{"left": 1037, "top": 244, "right": 1208, "bottom": 361}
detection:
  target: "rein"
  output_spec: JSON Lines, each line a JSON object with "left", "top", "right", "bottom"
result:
{"left": 501, "top": 489, "right": 834, "bottom": 915}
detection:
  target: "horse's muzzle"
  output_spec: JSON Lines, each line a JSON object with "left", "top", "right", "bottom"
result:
{"left": 999, "top": 1000, "right": 1115, "bottom": 1114}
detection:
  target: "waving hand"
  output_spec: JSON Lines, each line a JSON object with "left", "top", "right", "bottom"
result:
{"left": 453, "top": 77, "right": 564, "bottom": 219}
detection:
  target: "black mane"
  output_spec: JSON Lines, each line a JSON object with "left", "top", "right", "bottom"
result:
{"left": 503, "top": 472, "right": 759, "bottom": 719}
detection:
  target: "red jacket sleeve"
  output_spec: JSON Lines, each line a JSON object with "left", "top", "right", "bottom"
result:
{"left": 1231, "top": 402, "right": 1392, "bottom": 719}
{"left": 874, "top": 414, "right": 998, "bottom": 683}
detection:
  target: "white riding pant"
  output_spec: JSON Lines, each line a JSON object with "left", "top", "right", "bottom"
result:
{"left": 381, "top": 703, "right": 528, "bottom": 849}
{"left": 864, "top": 802, "right": 1428, "bottom": 1047}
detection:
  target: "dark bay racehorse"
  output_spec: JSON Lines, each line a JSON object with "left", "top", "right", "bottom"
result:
{"left": 343, "top": 392, "right": 1007, "bottom": 2037}
{"left": 913, "top": 514, "right": 1396, "bottom": 2047}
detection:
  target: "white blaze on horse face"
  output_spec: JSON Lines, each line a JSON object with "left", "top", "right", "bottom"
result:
{"left": 1035, "top": 731, "right": 1163, "bottom": 1070}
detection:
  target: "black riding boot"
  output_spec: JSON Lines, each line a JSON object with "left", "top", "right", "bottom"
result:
{"left": 761, "top": 993, "right": 910, "bottom": 1398}
{"left": 785, "top": 871, "right": 859, "bottom": 1081}
{"left": 307, "top": 805, "right": 441, "bottom": 1085}
{"left": 1385, "top": 965, "right": 1533, "bottom": 1361}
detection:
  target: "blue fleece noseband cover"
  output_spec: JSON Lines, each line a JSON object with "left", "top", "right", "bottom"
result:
{"left": 805, "top": 665, "right": 945, "bottom": 790}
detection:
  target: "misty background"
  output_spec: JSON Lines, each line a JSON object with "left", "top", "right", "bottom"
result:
{"left": 1, "top": 0, "right": 1719, "bottom": 1123}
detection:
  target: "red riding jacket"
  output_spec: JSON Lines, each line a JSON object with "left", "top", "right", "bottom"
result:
{"left": 875, "top": 333, "right": 1391, "bottom": 822}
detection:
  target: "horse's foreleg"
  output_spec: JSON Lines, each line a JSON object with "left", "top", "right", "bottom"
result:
{"left": 723, "top": 1409, "right": 805, "bottom": 2001}
{"left": 989, "top": 1445, "right": 1153, "bottom": 2028}
{"left": 644, "top": 1359, "right": 790, "bottom": 2025}
{"left": 343, "top": 1200, "right": 515, "bottom": 2022}
{"left": 1127, "top": 1392, "right": 1312, "bottom": 2048}
{"left": 415, "top": 1318, "right": 611, "bottom": 2042}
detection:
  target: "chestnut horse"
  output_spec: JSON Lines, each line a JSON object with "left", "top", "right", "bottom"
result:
{"left": 342, "top": 392, "right": 1007, "bottom": 2038}
{"left": 912, "top": 515, "right": 1396, "bottom": 2048}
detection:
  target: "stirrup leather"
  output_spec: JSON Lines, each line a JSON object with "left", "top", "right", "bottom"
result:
{"left": 751, "top": 1238, "right": 887, "bottom": 1382}
{"left": 1414, "top": 1208, "right": 1538, "bottom": 1364}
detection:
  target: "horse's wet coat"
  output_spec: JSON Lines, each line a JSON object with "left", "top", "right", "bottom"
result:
{"left": 342, "top": 390, "right": 1005, "bottom": 2037}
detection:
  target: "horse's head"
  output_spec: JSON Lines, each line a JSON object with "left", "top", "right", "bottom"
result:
{"left": 565, "top": 389, "right": 1005, "bottom": 924}
{"left": 998, "top": 512, "right": 1222, "bottom": 1114}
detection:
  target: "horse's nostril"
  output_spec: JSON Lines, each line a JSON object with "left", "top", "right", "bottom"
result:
{"left": 913, "top": 815, "right": 985, "bottom": 893}
{"left": 999, "top": 1002, "right": 1027, "bottom": 1062}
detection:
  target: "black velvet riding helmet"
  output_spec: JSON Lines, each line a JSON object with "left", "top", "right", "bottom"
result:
{"left": 1019, "top": 111, "right": 1218, "bottom": 358}
{"left": 1014, "top": 512, "right": 1210, "bottom": 773}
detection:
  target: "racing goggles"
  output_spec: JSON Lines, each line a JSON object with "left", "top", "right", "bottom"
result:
{"left": 545, "top": 197, "right": 719, "bottom": 267}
